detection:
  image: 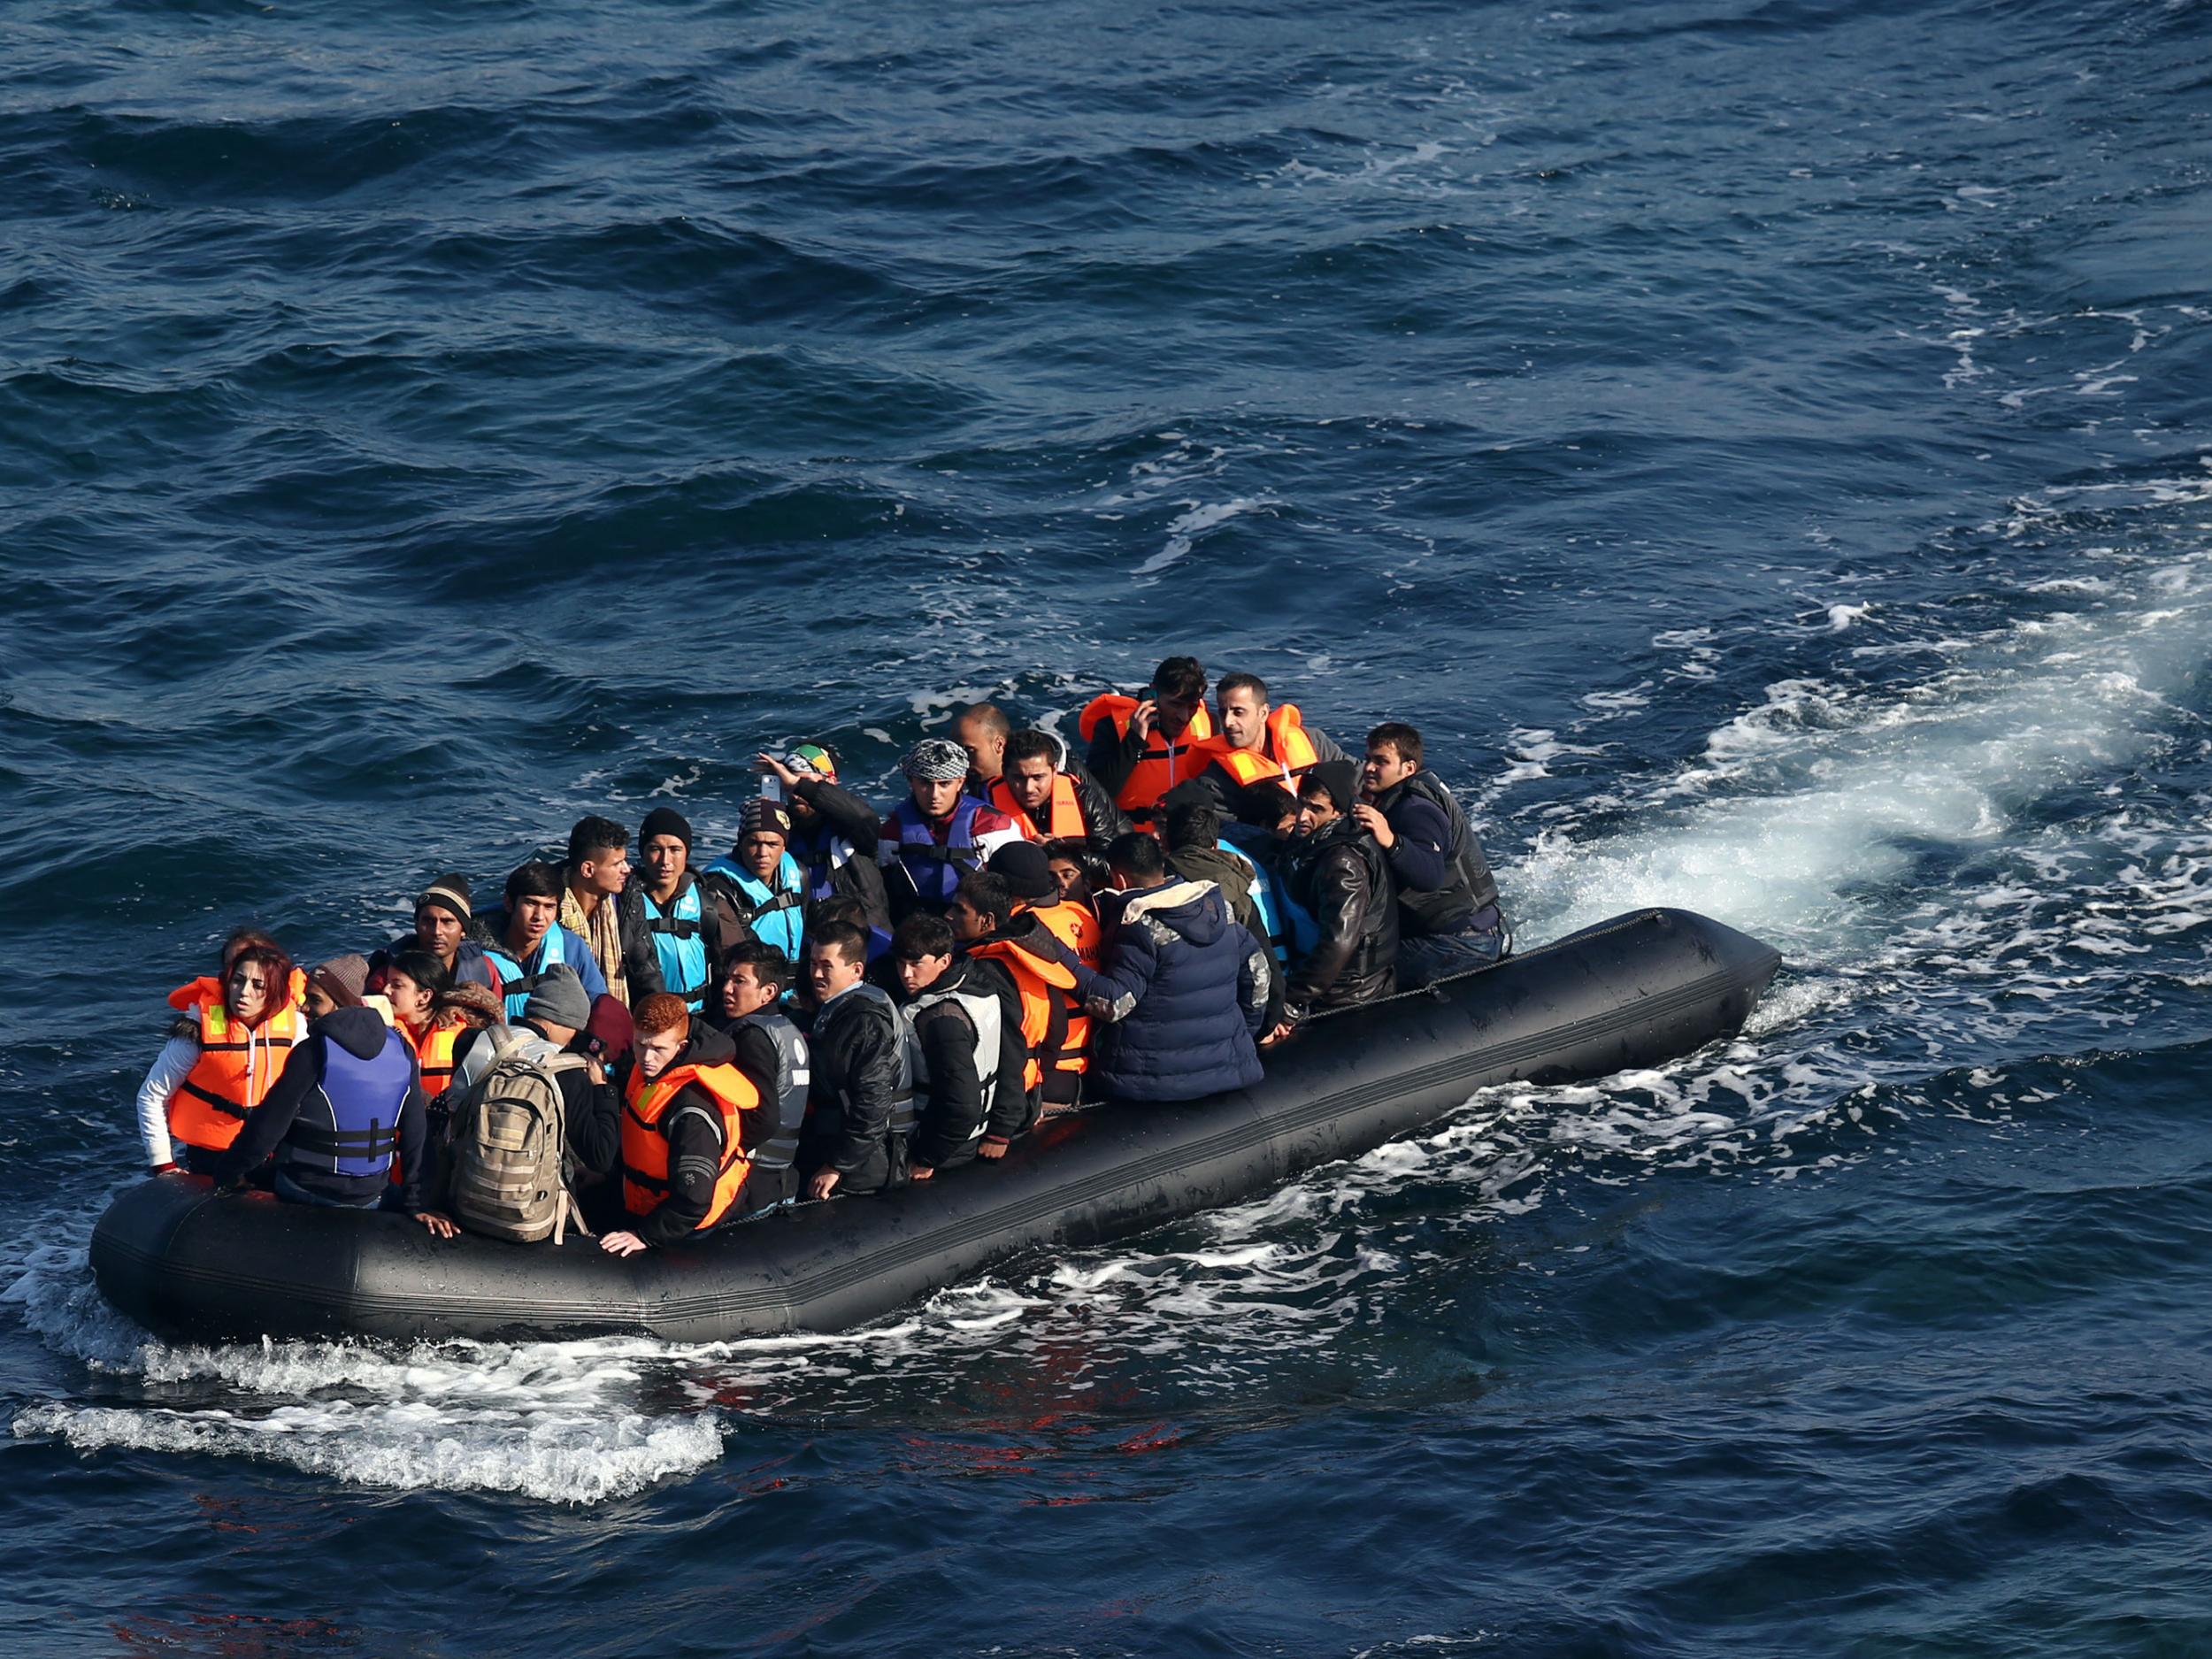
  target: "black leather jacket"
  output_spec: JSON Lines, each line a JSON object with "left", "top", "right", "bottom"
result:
{"left": 1285, "top": 818, "right": 1398, "bottom": 1011}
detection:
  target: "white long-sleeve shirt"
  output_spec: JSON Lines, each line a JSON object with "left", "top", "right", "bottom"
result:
{"left": 134, "top": 1035, "right": 198, "bottom": 1167}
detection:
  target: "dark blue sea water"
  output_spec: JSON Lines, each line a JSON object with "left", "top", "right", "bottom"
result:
{"left": 5, "top": 0, "right": 2212, "bottom": 1651}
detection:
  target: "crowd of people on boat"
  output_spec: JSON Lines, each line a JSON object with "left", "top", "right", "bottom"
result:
{"left": 133, "top": 658, "right": 1506, "bottom": 1251}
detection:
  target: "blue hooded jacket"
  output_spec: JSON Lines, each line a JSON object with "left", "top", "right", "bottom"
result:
{"left": 1069, "top": 879, "right": 1270, "bottom": 1103}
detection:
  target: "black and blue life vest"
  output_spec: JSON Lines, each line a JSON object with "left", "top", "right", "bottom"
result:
{"left": 483, "top": 926, "right": 572, "bottom": 1022}
{"left": 1219, "top": 834, "right": 1318, "bottom": 963}
{"left": 884, "top": 796, "right": 990, "bottom": 910}
{"left": 733, "top": 1009, "right": 810, "bottom": 1171}
{"left": 280, "top": 1026, "right": 415, "bottom": 1180}
{"left": 642, "top": 878, "right": 710, "bottom": 1011}
{"left": 703, "top": 851, "right": 807, "bottom": 966}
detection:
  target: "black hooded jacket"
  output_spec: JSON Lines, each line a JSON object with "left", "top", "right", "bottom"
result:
{"left": 215, "top": 1006, "right": 429, "bottom": 1211}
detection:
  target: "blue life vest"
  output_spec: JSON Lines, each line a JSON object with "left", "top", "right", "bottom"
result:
{"left": 484, "top": 925, "right": 570, "bottom": 1021}
{"left": 281, "top": 1027, "right": 414, "bottom": 1179}
{"left": 703, "top": 852, "right": 807, "bottom": 968}
{"left": 643, "top": 879, "right": 710, "bottom": 1011}
{"left": 886, "top": 796, "right": 990, "bottom": 910}
{"left": 792, "top": 825, "right": 860, "bottom": 906}
{"left": 1221, "top": 835, "right": 1318, "bottom": 963}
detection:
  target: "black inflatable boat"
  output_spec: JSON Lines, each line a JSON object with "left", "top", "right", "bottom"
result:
{"left": 92, "top": 907, "right": 1780, "bottom": 1345}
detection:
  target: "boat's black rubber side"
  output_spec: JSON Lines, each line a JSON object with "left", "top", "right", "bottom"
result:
{"left": 91, "top": 907, "right": 1781, "bottom": 1345}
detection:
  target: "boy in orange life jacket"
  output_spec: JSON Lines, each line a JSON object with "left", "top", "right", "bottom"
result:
{"left": 992, "top": 729, "right": 1128, "bottom": 851}
{"left": 600, "top": 993, "right": 759, "bottom": 1256}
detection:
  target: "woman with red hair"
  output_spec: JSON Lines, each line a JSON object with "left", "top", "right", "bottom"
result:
{"left": 136, "top": 937, "right": 306, "bottom": 1175}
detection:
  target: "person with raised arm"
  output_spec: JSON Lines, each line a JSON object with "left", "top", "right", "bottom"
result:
{"left": 1078, "top": 655, "right": 1214, "bottom": 831}
{"left": 754, "top": 743, "right": 891, "bottom": 932}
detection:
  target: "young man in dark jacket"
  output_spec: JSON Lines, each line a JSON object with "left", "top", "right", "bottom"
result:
{"left": 213, "top": 1004, "right": 441, "bottom": 1225}
{"left": 705, "top": 941, "right": 808, "bottom": 1212}
{"left": 1278, "top": 760, "right": 1399, "bottom": 1028}
{"left": 1352, "top": 722, "right": 1508, "bottom": 985}
{"left": 798, "top": 920, "right": 911, "bottom": 1198}
{"left": 892, "top": 915, "right": 1004, "bottom": 1178}
{"left": 1063, "top": 833, "right": 1271, "bottom": 1103}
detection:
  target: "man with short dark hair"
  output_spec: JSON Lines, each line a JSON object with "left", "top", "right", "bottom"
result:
{"left": 561, "top": 815, "right": 662, "bottom": 1008}
{"left": 892, "top": 914, "right": 1007, "bottom": 1179}
{"left": 369, "top": 874, "right": 501, "bottom": 997}
{"left": 632, "top": 808, "right": 740, "bottom": 1014}
{"left": 1180, "top": 672, "right": 1347, "bottom": 826}
{"left": 1275, "top": 760, "right": 1398, "bottom": 1032}
{"left": 798, "top": 921, "right": 912, "bottom": 1198}
{"left": 1061, "top": 831, "right": 1271, "bottom": 1102}
{"left": 483, "top": 862, "right": 608, "bottom": 1020}
{"left": 988, "top": 729, "right": 1127, "bottom": 849}
{"left": 700, "top": 799, "right": 806, "bottom": 969}
{"left": 1353, "top": 722, "right": 1507, "bottom": 984}
{"left": 1079, "top": 656, "right": 1216, "bottom": 829}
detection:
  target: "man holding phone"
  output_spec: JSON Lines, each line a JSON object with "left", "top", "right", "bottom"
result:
{"left": 1077, "top": 656, "right": 1215, "bottom": 830}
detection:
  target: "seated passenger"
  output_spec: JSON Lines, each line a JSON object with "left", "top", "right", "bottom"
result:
{"left": 1066, "top": 833, "right": 1271, "bottom": 1103}
{"left": 381, "top": 949, "right": 457, "bottom": 1101}
{"left": 211, "top": 995, "right": 439, "bottom": 1227}
{"left": 633, "top": 807, "right": 737, "bottom": 1015}
{"left": 1180, "top": 672, "right": 1347, "bottom": 826}
{"left": 370, "top": 876, "right": 501, "bottom": 995}
{"left": 482, "top": 861, "right": 608, "bottom": 1020}
{"left": 561, "top": 815, "right": 662, "bottom": 1007}
{"left": 1163, "top": 797, "right": 1265, "bottom": 944}
{"left": 1276, "top": 761, "right": 1400, "bottom": 1033}
{"left": 893, "top": 915, "right": 1010, "bottom": 1180}
{"left": 989, "top": 729, "right": 1129, "bottom": 850}
{"left": 1042, "top": 837, "right": 1105, "bottom": 913}
{"left": 1354, "top": 722, "right": 1509, "bottom": 984}
{"left": 703, "top": 941, "right": 809, "bottom": 1214}
{"left": 449, "top": 964, "right": 620, "bottom": 1191}
{"left": 137, "top": 941, "right": 306, "bottom": 1175}
{"left": 989, "top": 841, "right": 1102, "bottom": 970}
{"left": 877, "top": 738, "right": 1023, "bottom": 923}
{"left": 755, "top": 743, "right": 892, "bottom": 933}
{"left": 1079, "top": 655, "right": 1214, "bottom": 830}
{"left": 598, "top": 993, "right": 764, "bottom": 1256}
{"left": 701, "top": 800, "right": 806, "bottom": 969}
{"left": 164, "top": 926, "right": 305, "bottom": 1016}
{"left": 301, "top": 954, "right": 373, "bottom": 1021}
{"left": 949, "top": 870, "right": 1082, "bottom": 1124}
{"left": 953, "top": 702, "right": 1014, "bottom": 800}
{"left": 798, "top": 921, "right": 914, "bottom": 1199}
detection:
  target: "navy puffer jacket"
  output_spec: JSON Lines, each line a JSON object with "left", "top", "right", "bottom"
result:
{"left": 1069, "top": 879, "right": 1271, "bottom": 1103}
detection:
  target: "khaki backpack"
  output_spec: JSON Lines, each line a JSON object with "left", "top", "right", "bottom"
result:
{"left": 443, "top": 1032, "right": 591, "bottom": 1245}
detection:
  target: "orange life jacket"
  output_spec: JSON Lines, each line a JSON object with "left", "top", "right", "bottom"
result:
{"left": 1188, "top": 703, "right": 1321, "bottom": 791}
{"left": 406, "top": 1023, "right": 461, "bottom": 1100}
{"left": 620, "top": 1058, "right": 755, "bottom": 1232}
{"left": 1025, "top": 895, "right": 1102, "bottom": 972}
{"left": 1077, "top": 695, "right": 1216, "bottom": 822}
{"left": 969, "top": 927, "right": 1089, "bottom": 1091}
{"left": 165, "top": 991, "right": 310, "bottom": 1154}
{"left": 987, "top": 772, "right": 1087, "bottom": 842}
